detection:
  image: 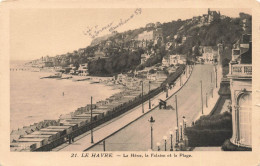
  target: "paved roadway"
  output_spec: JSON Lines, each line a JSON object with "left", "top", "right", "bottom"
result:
{"left": 88, "top": 64, "right": 215, "bottom": 151}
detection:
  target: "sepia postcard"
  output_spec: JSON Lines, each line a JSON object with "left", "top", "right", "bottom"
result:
{"left": 0, "top": 0, "right": 260, "bottom": 166}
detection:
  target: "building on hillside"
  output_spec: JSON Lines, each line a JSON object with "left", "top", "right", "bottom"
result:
{"left": 242, "top": 18, "right": 250, "bottom": 32}
{"left": 192, "top": 16, "right": 199, "bottom": 22}
{"left": 181, "top": 36, "right": 187, "bottom": 44}
{"left": 239, "top": 34, "right": 252, "bottom": 54}
{"left": 95, "top": 51, "right": 106, "bottom": 57}
{"left": 208, "top": 8, "right": 220, "bottom": 23}
{"left": 147, "top": 73, "right": 157, "bottom": 81}
{"left": 162, "top": 55, "right": 170, "bottom": 67}
{"left": 138, "top": 31, "right": 154, "bottom": 41}
{"left": 105, "top": 40, "right": 113, "bottom": 47}
{"left": 137, "top": 28, "right": 163, "bottom": 44}
{"left": 227, "top": 34, "right": 252, "bottom": 149}
{"left": 78, "top": 48, "right": 85, "bottom": 55}
{"left": 44, "top": 61, "right": 54, "bottom": 67}
{"left": 138, "top": 40, "right": 149, "bottom": 48}
{"left": 162, "top": 54, "right": 186, "bottom": 67}
{"left": 155, "top": 22, "right": 161, "bottom": 27}
{"left": 116, "top": 73, "right": 127, "bottom": 85}
{"left": 130, "top": 39, "right": 139, "bottom": 48}
{"left": 156, "top": 71, "right": 167, "bottom": 82}
{"left": 200, "top": 46, "right": 218, "bottom": 63}
{"left": 141, "top": 54, "right": 151, "bottom": 64}
{"left": 165, "top": 42, "right": 174, "bottom": 50}
{"left": 78, "top": 63, "right": 88, "bottom": 76}
{"left": 201, "top": 14, "right": 208, "bottom": 23}
{"left": 146, "top": 23, "right": 155, "bottom": 28}
{"left": 153, "top": 28, "right": 163, "bottom": 40}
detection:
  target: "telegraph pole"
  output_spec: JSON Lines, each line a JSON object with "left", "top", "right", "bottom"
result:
{"left": 179, "top": 75, "right": 182, "bottom": 86}
{"left": 206, "top": 93, "right": 208, "bottom": 108}
{"left": 141, "top": 81, "right": 144, "bottom": 113}
{"left": 211, "top": 72, "right": 212, "bottom": 83}
{"left": 215, "top": 65, "right": 218, "bottom": 88}
{"left": 186, "top": 66, "right": 188, "bottom": 78}
{"left": 175, "top": 95, "right": 179, "bottom": 142}
{"left": 166, "top": 83, "right": 169, "bottom": 98}
{"left": 200, "top": 81, "right": 203, "bottom": 114}
{"left": 91, "top": 96, "right": 94, "bottom": 143}
{"left": 149, "top": 81, "right": 151, "bottom": 109}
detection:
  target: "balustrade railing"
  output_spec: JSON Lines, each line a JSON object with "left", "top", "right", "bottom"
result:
{"left": 231, "top": 64, "right": 252, "bottom": 76}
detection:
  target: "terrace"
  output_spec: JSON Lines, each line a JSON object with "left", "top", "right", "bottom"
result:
{"left": 228, "top": 64, "right": 252, "bottom": 79}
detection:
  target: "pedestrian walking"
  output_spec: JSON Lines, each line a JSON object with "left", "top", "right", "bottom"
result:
{"left": 72, "top": 133, "right": 75, "bottom": 142}
{"left": 68, "top": 134, "right": 71, "bottom": 144}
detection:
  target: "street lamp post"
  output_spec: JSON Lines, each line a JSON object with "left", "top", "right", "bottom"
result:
{"left": 156, "top": 142, "right": 160, "bottom": 151}
{"left": 163, "top": 136, "right": 167, "bottom": 151}
{"left": 169, "top": 130, "right": 173, "bottom": 151}
{"left": 184, "top": 119, "right": 187, "bottom": 129}
{"left": 180, "top": 123, "right": 183, "bottom": 141}
{"left": 149, "top": 81, "right": 151, "bottom": 109}
{"left": 148, "top": 116, "right": 155, "bottom": 150}
{"left": 182, "top": 116, "right": 186, "bottom": 129}
{"left": 175, "top": 127, "right": 179, "bottom": 148}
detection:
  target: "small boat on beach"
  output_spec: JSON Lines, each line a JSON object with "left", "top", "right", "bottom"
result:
{"left": 90, "top": 81, "right": 100, "bottom": 84}
{"left": 61, "top": 76, "right": 72, "bottom": 79}
{"left": 57, "top": 76, "right": 73, "bottom": 80}
{"left": 72, "top": 77, "right": 91, "bottom": 82}
{"left": 40, "top": 72, "right": 62, "bottom": 79}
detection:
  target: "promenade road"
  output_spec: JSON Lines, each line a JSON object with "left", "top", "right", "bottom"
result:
{"left": 88, "top": 64, "right": 215, "bottom": 151}
{"left": 56, "top": 64, "right": 216, "bottom": 151}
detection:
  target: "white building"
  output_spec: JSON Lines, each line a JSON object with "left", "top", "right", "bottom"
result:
{"left": 162, "top": 54, "right": 186, "bottom": 67}
{"left": 147, "top": 73, "right": 157, "bottom": 81}
{"left": 201, "top": 46, "right": 218, "bottom": 63}
{"left": 162, "top": 56, "right": 170, "bottom": 67}
{"left": 227, "top": 34, "right": 252, "bottom": 149}
{"left": 78, "top": 63, "right": 88, "bottom": 76}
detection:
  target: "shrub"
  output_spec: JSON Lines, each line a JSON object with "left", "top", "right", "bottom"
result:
{"left": 185, "top": 128, "right": 232, "bottom": 146}
{"left": 185, "top": 112, "right": 232, "bottom": 147}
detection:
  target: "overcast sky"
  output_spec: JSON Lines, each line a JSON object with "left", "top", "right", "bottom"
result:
{"left": 10, "top": 8, "right": 251, "bottom": 61}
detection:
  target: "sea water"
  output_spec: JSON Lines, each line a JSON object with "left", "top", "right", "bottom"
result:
{"left": 10, "top": 70, "right": 120, "bottom": 130}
